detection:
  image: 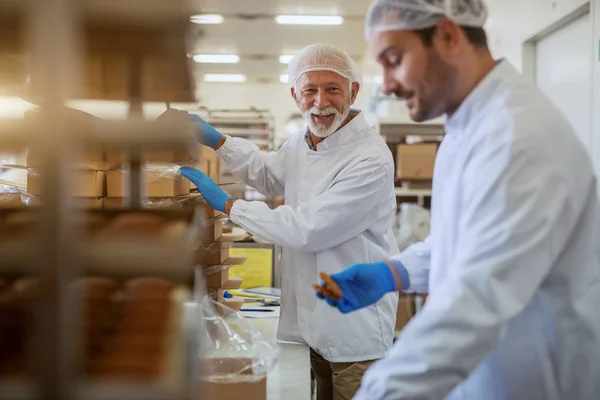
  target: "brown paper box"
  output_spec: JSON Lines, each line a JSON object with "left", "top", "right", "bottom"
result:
{"left": 201, "top": 377, "right": 266, "bottom": 400}
{"left": 204, "top": 269, "right": 229, "bottom": 288}
{"left": 28, "top": 170, "right": 106, "bottom": 197}
{"left": 105, "top": 150, "right": 193, "bottom": 170}
{"left": 189, "top": 145, "right": 221, "bottom": 188}
{"left": 395, "top": 295, "right": 416, "bottom": 332}
{"left": 396, "top": 144, "right": 437, "bottom": 180}
{"left": 223, "top": 298, "right": 244, "bottom": 311}
{"left": 222, "top": 277, "right": 243, "bottom": 290}
{"left": 106, "top": 170, "right": 190, "bottom": 197}
{"left": 27, "top": 149, "right": 106, "bottom": 171}
{"left": 207, "top": 288, "right": 225, "bottom": 303}
{"left": 200, "top": 358, "right": 266, "bottom": 400}
{"left": 196, "top": 218, "right": 223, "bottom": 241}
{"left": 76, "top": 198, "right": 104, "bottom": 209}
{"left": 196, "top": 244, "right": 230, "bottom": 265}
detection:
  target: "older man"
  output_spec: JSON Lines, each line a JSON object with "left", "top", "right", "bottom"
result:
{"left": 180, "top": 44, "right": 399, "bottom": 400}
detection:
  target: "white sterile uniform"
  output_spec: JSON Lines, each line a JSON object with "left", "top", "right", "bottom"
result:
{"left": 356, "top": 60, "right": 600, "bottom": 399}
{"left": 216, "top": 111, "right": 399, "bottom": 362}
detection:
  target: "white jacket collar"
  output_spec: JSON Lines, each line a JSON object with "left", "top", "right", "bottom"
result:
{"left": 315, "top": 109, "right": 368, "bottom": 151}
{"left": 445, "top": 59, "right": 516, "bottom": 136}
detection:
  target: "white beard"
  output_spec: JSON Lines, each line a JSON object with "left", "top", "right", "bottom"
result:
{"left": 301, "top": 103, "right": 351, "bottom": 138}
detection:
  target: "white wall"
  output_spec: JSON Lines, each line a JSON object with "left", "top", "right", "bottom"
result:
{"left": 486, "top": 0, "right": 600, "bottom": 179}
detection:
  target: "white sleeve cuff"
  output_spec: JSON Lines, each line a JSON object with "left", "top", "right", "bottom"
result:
{"left": 390, "top": 252, "right": 430, "bottom": 294}
{"left": 216, "top": 136, "right": 259, "bottom": 164}
{"left": 229, "top": 199, "right": 249, "bottom": 225}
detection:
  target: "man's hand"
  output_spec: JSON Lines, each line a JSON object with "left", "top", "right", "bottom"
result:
{"left": 180, "top": 167, "right": 231, "bottom": 212}
{"left": 188, "top": 114, "right": 224, "bottom": 149}
{"left": 313, "top": 261, "right": 398, "bottom": 313}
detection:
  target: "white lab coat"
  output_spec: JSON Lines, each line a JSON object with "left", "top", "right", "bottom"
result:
{"left": 216, "top": 111, "right": 400, "bottom": 362}
{"left": 356, "top": 60, "right": 600, "bottom": 399}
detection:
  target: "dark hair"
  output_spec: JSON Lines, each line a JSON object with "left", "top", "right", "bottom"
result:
{"left": 414, "top": 25, "right": 488, "bottom": 48}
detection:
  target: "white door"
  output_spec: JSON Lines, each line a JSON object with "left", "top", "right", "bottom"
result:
{"left": 535, "top": 12, "right": 593, "bottom": 151}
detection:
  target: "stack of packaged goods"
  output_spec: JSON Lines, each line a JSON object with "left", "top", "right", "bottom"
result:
{"left": 27, "top": 148, "right": 107, "bottom": 208}
{"left": 103, "top": 142, "right": 249, "bottom": 312}
{"left": 104, "top": 150, "right": 192, "bottom": 208}
{"left": 195, "top": 197, "right": 249, "bottom": 313}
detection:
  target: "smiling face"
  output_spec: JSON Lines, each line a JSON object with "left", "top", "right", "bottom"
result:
{"left": 370, "top": 23, "right": 460, "bottom": 122}
{"left": 291, "top": 70, "right": 360, "bottom": 138}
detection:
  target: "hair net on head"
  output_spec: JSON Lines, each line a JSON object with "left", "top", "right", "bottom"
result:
{"left": 365, "top": 0, "right": 488, "bottom": 39}
{"left": 287, "top": 44, "right": 361, "bottom": 88}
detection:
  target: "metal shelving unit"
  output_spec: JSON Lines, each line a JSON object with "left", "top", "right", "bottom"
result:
{"left": 182, "top": 107, "right": 278, "bottom": 206}
{"left": 194, "top": 108, "right": 275, "bottom": 151}
{"left": 0, "top": 1, "right": 200, "bottom": 399}
{"left": 378, "top": 123, "right": 444, "bottom": 208}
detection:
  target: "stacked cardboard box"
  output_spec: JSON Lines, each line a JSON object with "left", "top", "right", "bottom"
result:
{"left": 396, "top": 143, "right": 438, "bottom": 180}
{"left": 195, "top": 201, "right": 248, "bottom": 312}
{"left": 104, "top": 149, "right": 191, "bottom": 200}
{"left": 395, "top": 294, "right": 427, "bottom": 333}
{"left": 190, "top": 145, "right": 221, "bottom": 187}
{"left": 19, "top": 148, "right": 107, "bottom": 208}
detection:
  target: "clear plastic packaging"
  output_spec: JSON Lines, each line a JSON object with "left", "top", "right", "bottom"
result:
{"left": 193, "top": 241, "right": 233, "bottom": 266}
{"left": 143, "top": 197, "right": 189, "bottom": 209}
{"left": 144, "top": 162, "right": 184, "bottom": 181}
{"left": 191, "top": 270, "right": 279, "bottom": 383}
{"left": 196, "top": 297, "right": 279, "bottom": 383}
{"left": 202, "top": 263, "right": 236, "bottom": 276}
{"left": 394, "top": 203, "right": 430, "bottom": 252}
{"left": 0, "top": 183, "right": 36, "bottom": 207}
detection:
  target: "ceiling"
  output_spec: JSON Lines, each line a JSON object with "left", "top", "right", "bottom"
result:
{"left": 191, "top": 0, "right": 374, "bottom": 83}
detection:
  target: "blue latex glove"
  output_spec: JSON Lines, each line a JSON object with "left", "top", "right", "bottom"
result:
{"left": 316, "top": 261, "right": 398, "bottom": 314}
{"left": 189, "top": 114, "right": 223, "bottom": 148}
{"left": 180, "top": 167, "right": 230, "bottom": 212}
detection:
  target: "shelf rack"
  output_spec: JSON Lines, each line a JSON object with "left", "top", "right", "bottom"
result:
{"left": 194, "top": 108, "right": 275, "bottom": 151}
{"left": 378, "top": 123, "right": 444, "bottom": 207}
{"left": 0, "top": 1, "right": 201, "bottom": 399}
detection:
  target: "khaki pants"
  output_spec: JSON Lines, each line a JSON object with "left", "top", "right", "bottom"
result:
{"left": 310, "top": 348, "right": 376, "bottom": 400}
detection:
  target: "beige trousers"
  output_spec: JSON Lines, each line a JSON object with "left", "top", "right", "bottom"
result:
{"left": 310, "top": 348, "right": 376, "bottom": 400}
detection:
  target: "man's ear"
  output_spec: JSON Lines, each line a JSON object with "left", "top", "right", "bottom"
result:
{"left": 290, "top": 87, "right": 297, "bottom": 101}
{"left": 350, "top": 82, "right": 360, "bottom": 104}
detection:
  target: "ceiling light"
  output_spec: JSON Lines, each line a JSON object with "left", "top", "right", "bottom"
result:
{"left": 193, "top": 54, "right": 240, "bottom": 63}
{"left": 190, "top": 14, "right": 224, "bottom": 24}
{"left": 279, "top": 55, "right": 294, "bottom": 64}
{"left": 275, "top": 15, "right": 343, "bottom": 25}
{"left": 279, "top": 74, "right": 289, "bottom": 84}
{"left": 204, "top": 74, "right": 247, "bottom": 83}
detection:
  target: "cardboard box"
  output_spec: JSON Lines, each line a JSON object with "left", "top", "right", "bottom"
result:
{"left": 105, "top": 150, "right": 193, "bottom": 170}
{"left": 196, "top": 242, "right": 230, "bottom": 265}
{"left": 27, "top": 170, "right": 106, "bottom": 197}
{"left": 76, "top": 198, "right": 104, "bottom": 209}
{"left": 207, "top": 288, "right": 225, "bottom": 303}
{"left": 201, "top": 377, "right": 266, "bottom": 400}
{"left": 396, "top": 144, "right": 437, "bottom": 180}
{"left": 395, "top": 295, "right": 416, "bottom": 332}
{"left": 27, "top": 149, "right": 106, "bottom": 170}
{"left": 204, "top": 269, "right": 229, "bottom": 288}
{"left": 190, "top": 145, "right": 222, "bottom": 188}
{"left": 106, "top": 170, "right": 190, "bottom": 197}
{"left": 200, "top": 358, "right": 266, "bottom": 400}
{"left": 223, "top": 298, "right": 244, "bottom": 311}
{"left": 196, "top": 218, "right": 223, "bottom": 241}
{"left": 222, "top": 277, "right": 243, "bottom": 290}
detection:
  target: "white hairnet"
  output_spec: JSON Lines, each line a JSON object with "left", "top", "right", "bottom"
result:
{"left": 287, "top": 44, "right": 361, "bottom": 88}
{"left": 365, "top": 0, "right": 488, "bottom": 39}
